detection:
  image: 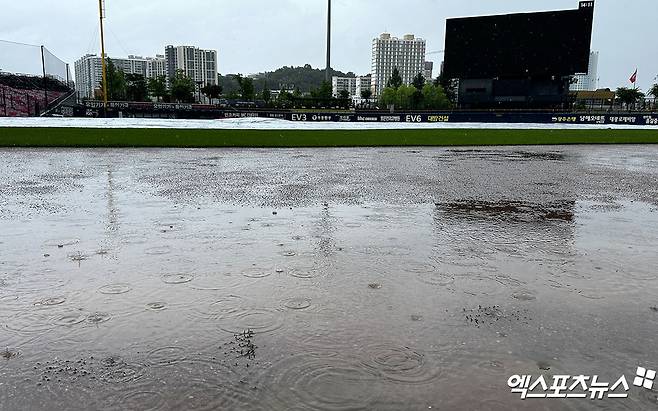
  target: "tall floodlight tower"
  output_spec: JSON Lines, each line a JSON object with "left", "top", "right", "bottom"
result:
{"left": 98, "top": 0, "right": 108, "bottom": 111}
{"left": 325, "top": 0, "right": 331, "bottom": 82}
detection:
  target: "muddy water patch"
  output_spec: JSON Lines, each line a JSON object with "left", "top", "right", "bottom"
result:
{"left": 462, "top": 305, "right": 532, "bottom": 329}
{"left": 29, "top": 354, "right": 145, "bottom": 387}
{"left": 442, "top": 149, "right": 566, "bottom": 163}
{"left": 438, "top": 200, "right": 575, "bottom": 222}
{"left": 2, "top": 347, "right": 21, "bottom": 360}
{"left": 99, "top": 358, "right": 146, "bottom": 384}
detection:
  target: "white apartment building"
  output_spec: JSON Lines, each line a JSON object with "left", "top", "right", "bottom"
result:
{"left": 371, "top": 33, "right": 426, "bottom": 96}
{"left": 146, "top": 55, "right": 167, "bottom": 79}
{"left": 424, "top": 61, "right": 434, "bottom": 82}
{"left": 571, "top": 51, "right": 599, "bottom": 91}
{"left": 74, "top": 55, "right": 103, "bottom": 99}
{"left": 74, "top": 54, "right": 167, "bottom": 99}
{"left": 165, "top": 45, "right": 218, "bottom": 86}
{"left": 332, "top": 75, "right": 372, "bottom": 99}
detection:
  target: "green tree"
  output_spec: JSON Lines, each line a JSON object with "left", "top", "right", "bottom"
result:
{"left": 218, "top": 74, "right": 241, "bottom": 97}
{"left": 396, "top": 85, "right": 416, "bottom": 110}
{"left": 201, "top": 84, "right": 223, "bottom": 104}
{"left": 387, "top": 67, "right": 403, "bottom": 89}
{"left": 101, "top": 58, "right": 127, "bottom": 101}
{"left": 411, "top": 73, "right": 426, "bottom": 108}
{"left": 380, "top": 87, "right": 397, "bottom": 108}
{"left": 277, "top": 90, "right": 293, "bottom": 107}
{"left": 311, "top": 81, "right": 333, "bottom": 100}
{"left": 262, "top": 87, "right": 271, "bottom": 103}
{"left": 234, "top": 74, "right": 255, "bottom": 100}
{"left": 147, "top": 75, "right": 168, "bottom": 102}
{"left": 170, "top": 70, "right": 196, "bottom": 103}
{"left": 412, "top": 73, "right": 426, "bottom": 91}
{"left": 649, "top": 83, "right": 658, "bottom": 107}
{"left": 242, "top": 78, "right": 255, "bottom": 100}
{"left": 289, "top": 88, "right": 303, "bottom": 108}
{"left": 616, "top": 87, "right": 645, "bottom": 110}
{"left": 360, "top": 88, "right": 373, "bottom": 100}
{"left": 125, "top": 73, "right": 148, "bottom": 102}
{"left": 422, "top": 83, "right": 450, "bottom": 109}
{"left": 434, "top": 73, "right": 458, "bottom": 105}
{"left": 338, "top": 89, "right": 350, "bottom": 100}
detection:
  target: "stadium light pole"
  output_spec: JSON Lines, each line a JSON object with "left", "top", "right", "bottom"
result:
{"left": 325, "top": 0, "right": 331, "bottom": 83}
{"left": 98, "top": 0, "right": 108, "bottom": 114}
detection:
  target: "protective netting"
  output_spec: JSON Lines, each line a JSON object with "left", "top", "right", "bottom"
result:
{"left": 43, "top": 47, "right": 71, "bottom": 83}
{"left": 0, "top": 40, "right": 72, "bottom": 116}
{"left": 0, "top": 40, "right": 70, "bottom": 82}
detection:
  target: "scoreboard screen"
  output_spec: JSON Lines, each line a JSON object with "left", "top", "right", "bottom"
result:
{"left": 443, "top": 1, "right": 594, "bottom": 79}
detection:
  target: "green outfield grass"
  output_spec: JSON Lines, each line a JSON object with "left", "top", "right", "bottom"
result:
{"left": 1, "top": 127, "right": 657, "bottom": 147}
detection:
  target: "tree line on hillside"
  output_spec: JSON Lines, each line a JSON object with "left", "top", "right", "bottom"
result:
{"left": 255, "top": 64, "right": 355, "bottom": 93}
{"left": 218, "top": 64, "right": 356, "bottom": 99}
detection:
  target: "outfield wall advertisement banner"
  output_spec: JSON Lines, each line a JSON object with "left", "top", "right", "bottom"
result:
{"left": 80, "top": 102, "right": 658, "bottom": 126}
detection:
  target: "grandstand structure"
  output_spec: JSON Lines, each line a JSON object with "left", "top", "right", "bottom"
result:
{"left": 0, "top": 39, "right": 74, "bottom": 117}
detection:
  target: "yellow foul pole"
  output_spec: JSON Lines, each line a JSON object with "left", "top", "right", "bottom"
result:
{"left": 99, "top": 0, "right": 108, "bottom": 111}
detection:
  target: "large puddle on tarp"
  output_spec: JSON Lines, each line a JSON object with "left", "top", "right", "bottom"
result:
{"left": 1, "top": 145, "right": 657, "bottom": 410}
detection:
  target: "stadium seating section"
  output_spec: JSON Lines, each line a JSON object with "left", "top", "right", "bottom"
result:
{"left": 0, "top": 73, "right": 71, "bottom": 117}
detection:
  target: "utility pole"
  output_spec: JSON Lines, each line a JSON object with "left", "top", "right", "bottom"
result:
{"left": 99, "top": 0, "right": 108, "bottom": 115}
{"left": 325, "top": 0, "right": 331, "bottom": 82}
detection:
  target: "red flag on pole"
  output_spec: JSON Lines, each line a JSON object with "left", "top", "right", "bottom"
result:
{"left": 630, "top": 69, "right": 638, "bottom": 84}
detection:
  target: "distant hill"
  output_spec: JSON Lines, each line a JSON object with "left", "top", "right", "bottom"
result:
{"left": 254, "top": 65, "right": 356, "bottom": 92}
{"left": 219, "top": 64, "right": 358, "bottom": 97}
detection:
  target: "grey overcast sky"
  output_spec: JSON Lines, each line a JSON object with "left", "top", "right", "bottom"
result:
{"left": 0, "top": 0, "right": 656, "bottom": 90}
